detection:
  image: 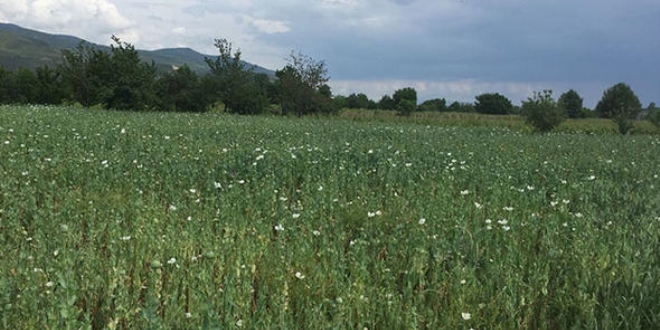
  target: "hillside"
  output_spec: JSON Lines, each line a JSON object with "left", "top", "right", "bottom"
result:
{"left": 0, "top": 22, "right": 273, "bottom": 75}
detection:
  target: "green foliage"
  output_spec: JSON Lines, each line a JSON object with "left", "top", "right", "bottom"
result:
{"left": 59, "top": 42, "right": 111, "bottom": 107}
{"left": 103, "top": 36, "right": 158, "bottom": 111}
{"left": 595, "top": 82, "right": 642, "bottom": 134}
{"left": 2, "top": 105, "right": 660, "bottom": 328}
{"left": 346, "top": 93, "right": 373, "bottom": 109}
{"left": 448, "top": 101, "right": 475, "bottom": 113}
{"left": 474, "top": 93, "right": 513, "bottom": 115}
{"left": 417, "top": 98, "right": 447, "bottom": 112}
{"left": 276, "top": 52, "right": 336, "bottom": 116}
{"left": 378, "top": 95, "right": 396, "bottom": 110}
{"left": 647, "top": 103, "right": 660, "bottom": 128}
{"left": 205, "top": 38, "right": 267, "bottom": 115}
{"left": 396, "top": 99, "right": 416, "bottom": 116}
{"left": 155, "top": 65, "right": 211, "bottom": 112}
{"left": 392, "top": 87, "right": 417, "bottom": 116}
{"left": 558, "top": 89, "right": 584, "bottom": 118}
{"left": 522, "top": 90, "right": 567, "bottom": 132}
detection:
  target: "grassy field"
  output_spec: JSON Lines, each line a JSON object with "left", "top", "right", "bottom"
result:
{"left": 339, "top": 108, "right": 660, "bottom": 135}
{"left": 1, "top": 105, "right": 659, "bottom": 329}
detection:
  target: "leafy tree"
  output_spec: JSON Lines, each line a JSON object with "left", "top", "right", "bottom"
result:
{"left": 595, "top": 82, "right": 642, "bottom": 134}
{"left": 59, "top": 42, "right": 112, "bottom": 107}
{"left": 378, "top": 95, "right": 396, "bottom": 110}
{"left": 103, "top": 36, "right": 158, "bottom": 111}
{"left": 417, "top": 98, "right": 447, "bottom": 112}
{"left": 393, "top": 87, "right": 417, "bottom": 116}
{"left": 34, "top": 66, "right": 65, "bottom": 104}
{"left": 474, "top": 93, "right": 513, "bottom": 115}
{"left": 522, "top": 90, "right": 566, "bottom": 132}
{"left": 276, "top": 52, "right": 335, "bottom": 116}
{"left": 333, "top": 95, "right": 348, "bottom": 109}
{"left": 156, "top": 65, "right": 211, "bottom": 112}
{"left": 205, "top": 38, "right": 267, "bottom": 115}
{"left": 448, "top": 101, "right": 475, "bottom": 113}
{"left": 346, "top": 93, "right": 371, "bottom": 109}
{"left": 558, "top": 89, "right": 584, "bottom": 118}
{"left": 648, "top": 102, "right": 660, "bottom": 127}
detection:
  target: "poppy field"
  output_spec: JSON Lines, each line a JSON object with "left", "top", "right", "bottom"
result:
{"left": 1, "top": 105, "right": 659, "bottom": 329}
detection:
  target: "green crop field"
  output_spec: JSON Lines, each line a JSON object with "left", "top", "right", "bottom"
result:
{"left": 1, "top": 105, "right": 659, "bottom": 329}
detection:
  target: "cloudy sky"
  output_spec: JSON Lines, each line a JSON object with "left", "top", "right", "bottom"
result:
{"left": 1, "top": 0, "right": 658, "bottom": 107}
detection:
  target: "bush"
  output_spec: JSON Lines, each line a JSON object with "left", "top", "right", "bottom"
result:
{"left": 522, "top": 90, "right": 566, "bottom": 133}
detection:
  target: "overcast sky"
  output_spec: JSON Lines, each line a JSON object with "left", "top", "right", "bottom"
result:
{"left": 1, "top": 0, "right": 658, "bottom": 107}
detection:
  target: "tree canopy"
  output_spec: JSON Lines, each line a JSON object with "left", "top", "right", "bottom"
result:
{"left": 558, "top": 89, "right": 584, "bottom": 118}
{"left": 474, "top": 93, "right": 513, "bottom": 115}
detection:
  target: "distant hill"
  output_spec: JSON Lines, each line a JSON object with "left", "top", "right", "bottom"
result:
{"left": 0, "top": 22, "right": 274, "bottom": 76}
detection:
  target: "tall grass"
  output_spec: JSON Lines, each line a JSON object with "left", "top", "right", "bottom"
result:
{"left": 1, "top": 105, "right": 659, "bottom": 328}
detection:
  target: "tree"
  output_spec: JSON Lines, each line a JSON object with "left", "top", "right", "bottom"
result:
{"left": 393, "top": 87, "right": 417, "bottom": 116}
{"left": 205, "top": 38, "right": 268, "bottom": 115}
{"left": 104, "top": 36, "right": 158, "bottom": 111}
{"left": 156, "top": 65, "right": 211, "bottom": 112}
{"left": 474, "top": 93, "right": 513, "bottom": 115}
{"left": 417, "top": 98, "right": 447, "bottom": 112}
{"left": 59, "top": 42, "right": 112, "bottom": 107}
{"left": 346, "top": 93, "right": 371, "bottom": 109}
{"left": 378, "top": 95, "right": 396, "bottom": 110}
{"left": 448, "top": 101, "right": 475, "bottom": 113}
{"left": 595, "top": 82, "right": 642, "bottom": 134}
{"left": 35, "top": 66, "right": 66, "bottom": 104}
{"left": 648, "top": 102, "right": 660, "bottom": 127}
{"left": 276, "top": 52, "right": 335, "bottom": 116}
{"left": 522, "top": 90, "right": 566, "bottom": 133}
{"left": 558, "top": 89, "right": 584, "bottom": 118}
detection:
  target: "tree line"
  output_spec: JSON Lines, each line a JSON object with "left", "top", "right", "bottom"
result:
{"left": 0, "top": 36, "right": 658, "bottom": 132}
{"left": 0, "top": 36, "right": 335, "bottom": 116}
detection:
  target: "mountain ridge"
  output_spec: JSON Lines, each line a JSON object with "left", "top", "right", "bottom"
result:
{"left": 0, "top": 22, "right": 274, "bottom": 76}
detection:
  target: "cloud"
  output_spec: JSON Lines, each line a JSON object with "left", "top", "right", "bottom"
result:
{"left": 0, "top": 0, "right": 135, "bottom": 43}
{"left": 249, "top": 18, "right": 290, "bottom": 34}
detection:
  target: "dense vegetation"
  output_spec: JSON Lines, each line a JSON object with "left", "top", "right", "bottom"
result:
{"left": 1, "top": 105, "right": 659, "bottom": 329}
{"left": 1, "top": 35, "right": 658, "bottom": 134}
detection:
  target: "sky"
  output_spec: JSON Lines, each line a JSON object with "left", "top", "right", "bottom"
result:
{"left": 1, "top": 0, "right": 658, "bottom": 107}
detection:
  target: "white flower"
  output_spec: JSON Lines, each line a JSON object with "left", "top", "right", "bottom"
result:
{"left": 292, "top": 213, "right": 301, "bottom": 219}
{"left": 526, "top": 185, "right": 535, "bottom": 190}
{"left": 503, "top": 226, "right": 511, "bottom": 231}
{"left": 274, "top": 224, "right": 284, "bottom": 231}
{"left": 236, "top": 319, "right": 243, "bottom": 327}
{"left": 318, "top": 186, "right": 323, "bottom": 191}
{"left": 120, "top": 128, "right": 126, "bottom": 134}
{"left": 562, "top": 199, "right": 570, "bottom": 204}
{"left": 461, "top": 312, "right": 471, "bottom": 320}
{"left": 503, "top": 206, "right": 514, "bottom": 211}
{"left": 474, "top": 202, "right": 483, "bottom": 209}
{"left": 550, "top": 201, "right": 559, "bottom": 207}
{"left": 367, "top": 212, "right": 376, "bottom": 218}
{"left": 167, "top": 257, "right": 177, "bottom": 265}
{"left": 185, "top": 312, "right": 192, "bottom": 318}
{"left": 214, "top": 182, "right": 222, "bottom": 189}
{"left": 497, "top": 219, "right": 508, "bottom": 225}
{"left": 460, "top": 190, "right": 470, "bottom": 195}
{"left": 588, "top": 175, "right": 596, "bottom": 180}
{"left": 189, "top": 189, "right": 197, "bottom": 194}
{"left": 295, "top": 271, "right": 305, "bottom": 279}
{"left": 418, "top": 218, "right": 426, "bottom": 225}
{"left": 312, "top": 230, "right": 321, "bottom": 236}
{"left": 45, "top": 281, "right": 55, "bottom": 287}
{"left": 169, "top": 205, "right": 177, "bottom": 211}
{"left": 485, "top": 219, "right": 492, "bottom": 224}
{"left": 376, "top": 210, "right": 382, "bottom": 216}
{"left": 120, "top": 235, "right": 131, "bottom": 241}
{"left": 255, "top": 154, "right": 264, "bottom": 161}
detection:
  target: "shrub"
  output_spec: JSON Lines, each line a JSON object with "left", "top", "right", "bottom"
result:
{"left": 522, "top": 90, "right": 566, "bottom": 133}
